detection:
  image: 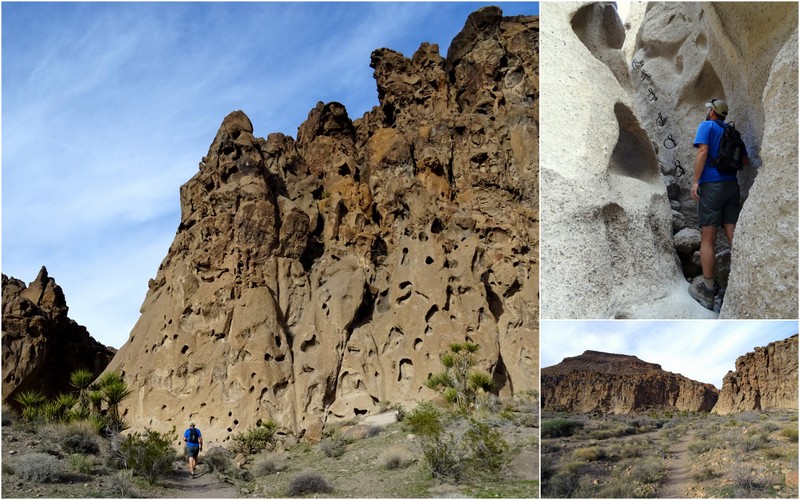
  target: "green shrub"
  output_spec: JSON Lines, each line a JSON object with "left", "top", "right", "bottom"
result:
{"left": 541, "top": 418, "right": 584, "bottom": 438}
{"left": 204, "top": 447, "right": 233, "bottom": 473}
{"left": 688, "top": 439, "right": 713, "bottom": 456}
{"left": 231, "top": 420, "right": 278, "bottom": 454}
{"left": 419, "top": 433, "right": 463, "bottom": 480}
{"left": 404, "top": 402, "right": 443, "bottom": 437}
{"left": 286, "top": 471, "right": 333, "bottom": 497}
{"left": 630, "top": 457, "right": 664, "bottom": 484}
{"left": 13, "top": 452, "right": 64, "bottom": 483}
{"left": 780, "top": 425, "right": 799, "bottom": 441}
{"left": 464, "top": 419, "right": 509, "bottom": 472}
{"left": 69, "top": 453, "right": 94, "bottom": 474}
{"left": 573, "top": 446, "right": 605, "bottom": 461}
{"left": 738, "top": 433, "right": 768, "bottom": 452}
{"left": 117, "top": 428, "right": 177, "bottom": 485}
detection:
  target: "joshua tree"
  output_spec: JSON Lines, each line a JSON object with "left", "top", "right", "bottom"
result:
{"left": 70, "top": 368, "right": 95, "bottom": 410}
{"left": 98, "top": 372, "right": 131, "bottom": 430}
{"left": 13, "top": 389, "right": 46, "bottom": 421}
{"left": 425, "top": 342, "right": 494, "bottom": 412}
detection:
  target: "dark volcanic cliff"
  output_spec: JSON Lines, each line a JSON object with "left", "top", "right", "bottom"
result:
{"left": 2, "top": 267, "right": 116, "bottom": 405}
{"left": 542, "top": 350, "right": 719, "bottom": 414}
{"left": 104, "top": 7, "right": 538, "bottom": 441}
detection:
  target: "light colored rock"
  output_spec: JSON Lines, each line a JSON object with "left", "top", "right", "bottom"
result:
{"left": 540, "top": 1, "right": 715, "bottom": 319}
{"left": 673, "top": 228, "right": 701, "bottom": 255}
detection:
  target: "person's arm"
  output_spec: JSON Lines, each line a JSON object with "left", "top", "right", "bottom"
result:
{"left": 199, "top": 436, "right": 203, "bottom": 451}
{"left": 691, "top": 144, "right": 708, "bottom": 202}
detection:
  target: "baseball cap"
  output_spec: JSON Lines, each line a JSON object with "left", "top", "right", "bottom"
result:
{"left": 705, "top": 99, "right": 728, "bottom": 117}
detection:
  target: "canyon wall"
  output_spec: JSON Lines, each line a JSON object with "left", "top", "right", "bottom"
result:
{"left": 541, "top": 350, "right": 719, "bottom": 414}
{"left": 714, "top": 334, "right": 799, "bottom": 414}
{"left": 103, "top": 7, "right": 538, "bottom": 442}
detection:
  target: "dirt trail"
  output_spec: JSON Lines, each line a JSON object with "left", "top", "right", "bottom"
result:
{"left": 659, "top": 433, "right": 694, "bottom": 498}
{"left": 160, "top": 464, "right": 238, "bottom": 498}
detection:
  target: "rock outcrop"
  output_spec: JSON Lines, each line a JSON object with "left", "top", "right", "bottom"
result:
{"left": 714, "top": 334, "right": 799, "bottom": 414}
{"left": 541, "top": 350, "right": 719, "bottom": 414}
{"left": 541, "top": 1, "right": 797, "bottom": 318}
{"left": 104, "top": 7, "right": 538, "bottom": 441}
{"left": 629, "top": 2, "right": 798, "bottom": 317}
{"left": 2, "top": 268, "right": 116, "bottom": 404}
{"left": 540, "top": 2, "right": 713, "bottom": 319}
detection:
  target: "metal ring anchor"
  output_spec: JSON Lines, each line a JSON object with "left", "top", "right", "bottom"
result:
{"left": 640, "top": 69, "right": 651, "bottom": 81}
{"left": 647, "top": 87, "right": 658, "bottom": 102}
{"left": 656, "top": 112, "right": 667, "bottom": 127}
{"left": 674, "top": 159, "right": 685, "bottom": 177}
{"left": 663, "top": 134, "right": 676, "bottom": 149}
{"left": 631, "top": 59, "right": 643, "bottom": 70}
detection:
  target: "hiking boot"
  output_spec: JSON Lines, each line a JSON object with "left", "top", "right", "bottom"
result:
{"left": 689, "top": 279, "right": 716, "bottom": 310}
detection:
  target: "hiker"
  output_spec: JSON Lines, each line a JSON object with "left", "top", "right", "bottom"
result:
{"left": 183, "top": 422, "right": 203, "bottom": 477}
{"left": 689, "top": 98, "right": 749, "bottom": 309}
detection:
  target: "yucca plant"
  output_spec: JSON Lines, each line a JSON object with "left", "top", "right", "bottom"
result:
{"left": 14, "top": 390, "right": 46, "bottom": 421}
{"left": 70, "top": 369, "right": 95, "bottom": 409}
{"left": 42, "top": 400, "right": 66, "bottom": 423}
{"left": 87, "top": 389, "right": 105, "bottom": 416}
{"left": 102, "top": 377, "right": 132, "bottom": 429}
{"left": 425, "top": 342, "right": 494, "bottom": 413}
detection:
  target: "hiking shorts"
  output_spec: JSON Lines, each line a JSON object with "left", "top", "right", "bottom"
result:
{"left": 697, "top": 181, "right": 741, "bottom": 227}
{"left": 186, "top": 445, "right": 200, "bottom": 459}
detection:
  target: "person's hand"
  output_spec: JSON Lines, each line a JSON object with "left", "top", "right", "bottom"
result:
{"left": 691, "top": 182, "right": 700, "bottom": 202}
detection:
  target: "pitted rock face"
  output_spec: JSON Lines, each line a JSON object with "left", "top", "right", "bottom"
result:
{"left": 104, "top": 7, "right": 538, "bottom": 442}
{"left": 542, "top": 350, "right": 719, "bottom": 414}
{"left": 2, "top": 268, "right": 116, "bottom": 404}
{"left": 714, "top": 334, "right": 799, "bottom": 414}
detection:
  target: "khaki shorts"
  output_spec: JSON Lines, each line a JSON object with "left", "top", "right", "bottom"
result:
{"left": 697, "top": 181, "right": 741, "bottom": 227}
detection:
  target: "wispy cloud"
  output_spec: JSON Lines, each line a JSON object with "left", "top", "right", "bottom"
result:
{"left": 541, "top": 320, "right": 798, "bottom": 388}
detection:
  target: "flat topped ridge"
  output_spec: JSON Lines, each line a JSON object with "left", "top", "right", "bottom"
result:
{"left": 544, "top": 349, "right": 664, "bottom": 375}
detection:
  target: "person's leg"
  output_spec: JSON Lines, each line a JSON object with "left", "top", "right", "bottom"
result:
{"left": 700, "top": 225, "right": 718, "bottom": 282}
{"left": 722, "top": 223, "right": 735, "bottom": 245}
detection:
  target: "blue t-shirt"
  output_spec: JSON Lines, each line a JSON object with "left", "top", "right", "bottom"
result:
{"left": 184, "top": 427, "right": 202, "bottom": 447}
{"left": 693, "top": 119, "right": 741, "bottom": 184}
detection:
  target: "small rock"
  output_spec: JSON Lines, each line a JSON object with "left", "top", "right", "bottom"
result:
{"left": 674, "top": 228, "right": 701, "bottom": 254}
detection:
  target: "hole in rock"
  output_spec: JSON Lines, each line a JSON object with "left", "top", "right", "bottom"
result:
{"left": 354, "top": 408, "right": 368, "bottom": 416}
{"left": 608, "top": 102, "right": 660, "bottom": 182}
{"left": 276, "top": 354, "right": 286, "bottom": 362}
{"left": 425, "top": 256, "right": 434, "bottom": 265}
{"left": 425, "top": 305, "right": 439, "bottom": 323}
{"left": 414, "top": 338, "right": 423, "bottom": 350}
{"left": 234, "top": 419, "right": 239, "bottom": 425}
{"left": 227, "top": 428, "right": 232, "bottom": 433}
{"left": 228, "top": 411, "right": 233, "bottom": 417}
{"left": 181, "top": 345, "right": 189, "bottom": 355}
{"left": 399, "top": 281, "right": 412, "bottom": 290}
{"left": 398, "top": 359, "right": 414, "bottom": 381}
{"left": 301, "top": 335, "right": 319, "bottom": 352}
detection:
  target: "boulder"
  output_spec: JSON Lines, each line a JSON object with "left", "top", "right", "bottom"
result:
{"left": 673, "top": 228, "right": 701, "bottom": 255}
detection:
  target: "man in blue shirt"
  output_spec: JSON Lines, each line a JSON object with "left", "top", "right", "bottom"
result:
{"left": 183, "top": 422, "right": 203, "bottom": 478}
{"left": 689, "top": 99, "right": 750, "bottom": 309}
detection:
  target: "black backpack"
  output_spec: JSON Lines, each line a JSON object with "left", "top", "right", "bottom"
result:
{"left": 188, "top": 428, "right": 199, "bottom": 444}
{"left": 710, "top": 120, "right": 746, "bottom": 175}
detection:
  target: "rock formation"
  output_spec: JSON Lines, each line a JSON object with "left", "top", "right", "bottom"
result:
{"left": 541, "top": 350, "right": 719, "bottom": 414}
{"left": 540, "top": 2, "right": 713, "bottom": 319}
{"left": 629, "top": 2, "right": 798, "bottom": 318}
{"left": 714, "top": 334, "right": 799, "bottom": 414}
{"left": 2, "top": 267, "right": 116, "bottom": 404}
{"left": 541, "top": 1, "right": 797, "bottom": 318}
{"left": 104, "top": 6, "right": 538, "bottom": 441}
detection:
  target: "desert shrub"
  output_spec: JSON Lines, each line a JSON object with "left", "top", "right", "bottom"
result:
{"left": 760, "top": 421, "right": 781, "bottom": 433}
{"left": 204, "top": 446, "right": 233, "bottom": 473}
{"left": 404, "top": 402, "right": 443, "bottom": 437}
{"left": 630, "top": 457, "right": 664, "bottom": 484}
{"left": 13, "top": 452, "right": 64, "bottom": 483}
{"left": 62, "top": 423, "right": 101, "bottom": 455}
{"left": 543, "top": 461, "right": 582, "bottom": 497}
{"left": 364, "top": 425, "right": 382, "bottom": 438}
{"left": 541, "top": 417, "right": 584, "bottom": 438}
{"left": 688, "top": 439, "right": 713, "bottom": 456}
{"left": 108, "top": 469, "right": 138, "bottom": 497}
{"left": 320, "top": 428, "right": 351, "bottom": 458}
{"left": 251, "top": 454, "right": 278, "bottom": 477}
{"left": 425, "top": 342, "right": 493, "bottom": 413}
{"left": 780, "top": 425, "right": 799, "bottom": 441}
{"left": 69, "top": 453, "right": 94, "bottom": 474}
{"left": 693, "top": 464, "right": 719, "bottom": 482}
{"left": 573, "top": 446, "right": 606, "bottom": 462}
{"left": 738, "top": 432, "right": 768, "bottom": 452}
{"left": 286, "top": 471, "right": 333, "bottom": 497}
{"left": 231, "top": 420, "right": 277, "bottom": 454}
{"left": 380, "top": 448, "right": 415, "bottom": 470}
{"left": 419, "top": 433, "right": 464, "bottom": 480}
{"left": 464, "top": 419, "right": 509, "bottom": 473}
{"left": 729, "top": 462, "right": 759, "bottom": 494}
{"left": 117, "top": 428, "right": 177, "bottom": 485}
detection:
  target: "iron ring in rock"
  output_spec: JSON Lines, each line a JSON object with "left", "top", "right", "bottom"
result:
{"left": 647, "top": 88, "right": 658, "bottom": 101}
{"left": 656, "top": 112, "right": 667, "bottom": 127}
{"left": 631, "top": 59, "right": 643, "bottom": 70}
{"left": 651, "top": 140, "right": 659, "bottom": 155}
{"left": 663, "top": 134, "right": 676, "bottom": 149}
{"left": 640, "top": 69, "right": 651, "bottom": 81}
{"left": 674, "top": 159, "right": 685, "bottom": 177}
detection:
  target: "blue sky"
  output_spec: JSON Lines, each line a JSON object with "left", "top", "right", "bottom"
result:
{"left": 2, "top": 1, "right": 539, "bottom": 349}
{"left": 541, "top": 320, "right": 798, "bottom": 388}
